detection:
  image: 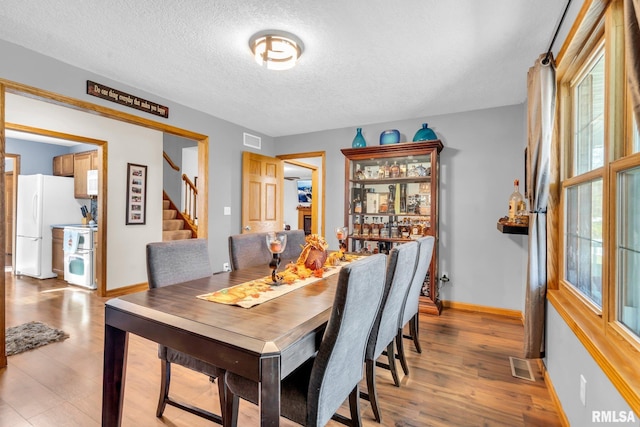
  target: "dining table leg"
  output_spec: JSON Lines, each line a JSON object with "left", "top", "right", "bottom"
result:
{"left": 102, "top": 323, "right": 129, "bottom": 427}
{"left": 260, "top": 355, "right": 281, "bottom": 427}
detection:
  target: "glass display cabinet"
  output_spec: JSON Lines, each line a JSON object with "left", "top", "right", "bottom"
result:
{"left": 341, "top": 140, "right": 443, "bottom": 315}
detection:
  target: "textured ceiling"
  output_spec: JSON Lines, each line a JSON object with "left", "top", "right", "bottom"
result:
{"left": 0, "top": 0, "right": 566, "bottom": 137}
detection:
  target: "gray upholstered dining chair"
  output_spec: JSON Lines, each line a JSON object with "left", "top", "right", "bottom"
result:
{"left": 396, "top": 236, "right": 435, "bottom": 375}
{"left": 362, "top": 240, "right": 419, "bottom": 423}
{"left": 146, "top": 238, "right": 225, "bottom": 424}
{"left": 228, "top": 229, "right": 306, "bottom": 270}
{"left": 223, "top": 254, "right": 388, "bottom": 427}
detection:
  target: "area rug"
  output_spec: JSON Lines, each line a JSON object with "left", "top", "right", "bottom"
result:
{"left": 5, "top": 321, "right": 69, "bottom": 356}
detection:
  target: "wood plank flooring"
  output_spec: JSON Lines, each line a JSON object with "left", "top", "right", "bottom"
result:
{"left": 0, "top": 272, "right": 562, "bottom": 426}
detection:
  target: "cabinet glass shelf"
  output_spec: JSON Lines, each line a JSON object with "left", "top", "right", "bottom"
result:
{"left": 341, "top": 141, "right": 443, "bottom": 315}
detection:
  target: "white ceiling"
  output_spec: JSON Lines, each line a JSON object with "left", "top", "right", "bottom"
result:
{"left": 0, "top": 0, "right": 568, "bottom": 138}
{"left": 5, "top": 129, "right": 80, "bottom": 146}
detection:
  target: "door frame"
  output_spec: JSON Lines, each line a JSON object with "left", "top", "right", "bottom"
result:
{"left": 5, "top": 123, "right": 106, "bottom": 281}
{"left": 0, "top": 80, "right": 210, "bottom": 297}
{"left": 276, "top": 151, "right": 326, "bottom": 237}
{"left": 4, "top": 153, "right": 19, "bottom": 269}
{"left": 0, "top": 78, "right": 210, "bottom": 368}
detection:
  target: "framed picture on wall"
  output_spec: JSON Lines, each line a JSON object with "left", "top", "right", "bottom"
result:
{"left": 126, "top": 163, "right": 147, "bottom": 225}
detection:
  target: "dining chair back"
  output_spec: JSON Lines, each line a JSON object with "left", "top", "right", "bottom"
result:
{"left": 228, "top": 229, "right": 306, "bottom": 270}
{"left": 224, "top": 253, "right": 388, "bottom": 427}
{"left": 147, "top": 238, "right": 213, "bottom": 288}
{"left": 363, "top": 240, "right": 419, "bottom": 423}
{"left": 396, "top": 236, "right": 435, "bottom": 375}
{"left": 146, "top": 238, "right": 225, "bottom": 424}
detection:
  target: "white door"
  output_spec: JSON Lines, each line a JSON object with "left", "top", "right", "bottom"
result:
{"left": 15, "top": 235, "right": 42, "bottom": 277}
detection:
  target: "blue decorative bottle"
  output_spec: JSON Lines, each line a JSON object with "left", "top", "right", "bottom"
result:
{"left": 412, "top": 123, "right": 437, "bottom": 142}
{"left": 352, "top": 128, "right": 367, "bottom": 148}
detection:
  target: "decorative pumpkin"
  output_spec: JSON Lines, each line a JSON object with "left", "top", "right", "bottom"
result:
{"left": 297, "top": 234, "right": 328, "bottom": 271}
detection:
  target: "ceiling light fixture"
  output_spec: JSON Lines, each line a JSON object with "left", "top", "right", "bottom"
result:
{"left": 249, "top": 30, "right": 304, "bottom": 71}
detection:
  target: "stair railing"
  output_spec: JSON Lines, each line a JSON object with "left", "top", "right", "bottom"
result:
{"left": 182, "top": 174, "right": 198, "bottom": 229}
{"left": 163, "top": 151, "right": 180, "bottom": 171}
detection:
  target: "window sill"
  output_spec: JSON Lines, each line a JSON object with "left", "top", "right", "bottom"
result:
{"left": 548, "top": 289, "right": 640, "bottom": 414}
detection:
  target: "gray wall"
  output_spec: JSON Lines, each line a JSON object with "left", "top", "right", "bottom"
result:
{"left": 275, "top": 104, "right": 529, "bottom": 311}
{"left": 546, "top": 304, "right": 638, "bottom": 425}
{"left": 0, "top": 38, "right": 275, "bottom": 270}
{"left": 162, "top": 134, "right": 197, "bottom": 206}
{"left": 6, "top": 138, "right": 71, "bottom": 175}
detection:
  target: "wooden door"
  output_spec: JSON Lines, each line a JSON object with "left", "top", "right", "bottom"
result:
{"left": 241, "top": 152, "right": 283, "bottom": 234}
{"left": 4, "top": 172, "right": 13, "bottom": 255}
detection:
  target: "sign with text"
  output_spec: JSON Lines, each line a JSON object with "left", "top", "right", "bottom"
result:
{"left": 86, "top": 80, "right": 169, "bottom": 118}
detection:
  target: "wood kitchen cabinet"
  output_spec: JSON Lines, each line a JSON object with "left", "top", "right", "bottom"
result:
{"left": 53, "top": 153, "right": 74, "bottom": 177}
{"left": 73, "top": 150, "right": 97, "bottom": 198}
{"left": 341, "top": 141, "right": 443, "bottom": 315}
{"left": 51, "top": 227, "right": 65, "bottom": 276}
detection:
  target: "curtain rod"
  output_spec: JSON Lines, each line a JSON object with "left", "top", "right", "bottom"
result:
{"left": 542, "top": 0, "right": 573, "bottom": 65}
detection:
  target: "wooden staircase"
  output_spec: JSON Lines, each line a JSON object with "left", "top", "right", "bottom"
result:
{"left": 162, "top": 194, "right": 196, "bottom": 241}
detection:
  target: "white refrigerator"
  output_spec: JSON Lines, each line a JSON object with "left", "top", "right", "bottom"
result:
{"left": 15, "top": 174, "right": 81, "bottom": 279}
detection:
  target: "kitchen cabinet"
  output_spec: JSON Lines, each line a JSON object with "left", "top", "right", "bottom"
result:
{"left": 53, "top": 153, "right": 74, "bottom": 177}
{"left": 52, "top": 227, "right": 64, "bottom": 276}
{"left": 74, "top": 150, "right": 97, "bottom": 198}
{"left": 341, "top": 141, "right": 443, "bottom": 315}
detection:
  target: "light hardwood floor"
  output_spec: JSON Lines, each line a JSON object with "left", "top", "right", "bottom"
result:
{"left": 1, "top": 272, "right": 562, "bottom": 426}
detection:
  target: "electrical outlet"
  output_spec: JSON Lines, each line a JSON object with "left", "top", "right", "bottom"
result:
{"left": 580, "top": 374, "right": 587, "bottom": 406}
{"left": 222, "top": 262, "right": 230, "bottom": 272}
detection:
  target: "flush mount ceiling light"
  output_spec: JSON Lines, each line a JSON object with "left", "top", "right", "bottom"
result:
{"left": 249, "top": 30, "right": 304, "bottom": 71}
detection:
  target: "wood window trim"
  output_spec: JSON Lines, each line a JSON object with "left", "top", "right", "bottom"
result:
{"left": 551, "top": 0, "right": 640, "bottom": 415}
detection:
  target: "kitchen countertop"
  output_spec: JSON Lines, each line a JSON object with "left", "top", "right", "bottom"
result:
{"left": 50, "top": 224, "right": 98, "bottom": 230}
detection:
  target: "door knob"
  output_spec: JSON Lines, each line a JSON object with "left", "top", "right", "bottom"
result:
{"left": 244, "top": 226, "right": 251, "bottom": 231}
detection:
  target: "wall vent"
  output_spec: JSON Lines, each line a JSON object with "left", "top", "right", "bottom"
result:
{"left": 243, "top": 132, "right": 261, "bottom": 149}
{"left": 509, "top": 356, "right": 535, "bottom": 381}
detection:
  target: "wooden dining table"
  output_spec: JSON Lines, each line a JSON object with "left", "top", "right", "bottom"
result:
{"left": 101, "top": 265, "right": 340, "bottom": 427}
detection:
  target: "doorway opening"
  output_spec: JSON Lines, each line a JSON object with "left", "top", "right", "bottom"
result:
{"left": 277, "top": 151, "right": 325, "bottom": 238}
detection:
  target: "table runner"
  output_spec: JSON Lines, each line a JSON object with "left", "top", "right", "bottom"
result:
{"left": 197, "top": 255, "right": 362, "bottom": 308}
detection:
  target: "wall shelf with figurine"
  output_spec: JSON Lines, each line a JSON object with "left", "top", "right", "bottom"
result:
{"left": 496, "top": 219, "right": 529, "bottom": 235}
{"left": 341, "top": 140, "right": 443, "bottom": 315}
{"left": 497, "top": 179, "right": 529, "bottom": 235}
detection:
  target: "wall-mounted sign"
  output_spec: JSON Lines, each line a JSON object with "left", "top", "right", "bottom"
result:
{"left": 86, "top": 80, "right": 169, "bottom": 119}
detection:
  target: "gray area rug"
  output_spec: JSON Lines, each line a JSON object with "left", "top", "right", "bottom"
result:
{"left": 6, "top": 321, "right": 69, "bottom": 356}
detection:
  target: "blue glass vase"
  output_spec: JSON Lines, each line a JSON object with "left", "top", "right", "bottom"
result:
{"left": 412, "top": 123, "right": 437, "bottom": 141}
{"left": 380, "top": 129, "right": 400, "bottom": 145}
{"left": 352, "top": 128, "right": 367, "bottom": 148}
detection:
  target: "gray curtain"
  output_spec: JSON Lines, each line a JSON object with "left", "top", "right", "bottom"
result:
{"left": 524, "top": 53, "right": 556, "bottom": 359}
{"left": 625, "top": 0, "right": 640, "bottom": 128}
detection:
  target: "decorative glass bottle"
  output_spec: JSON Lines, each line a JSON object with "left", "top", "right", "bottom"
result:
{"left": 352, "top": 128, "right": 367, "bottom": 148}
{"left": 508, "top": 179, "right": 524, "bottom": 222}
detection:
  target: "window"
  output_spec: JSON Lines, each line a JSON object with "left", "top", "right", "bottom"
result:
{"left": 565, "top": 179, "right": 603, "bottom": 308}
{"left": 617, "top": 167, "right": 640, "bottom": 337}
{"left": 553, "top": 0, "right": 640, "bottom": 414}
{"left": 573, "top": 51, "right": 605, "bottom": 175}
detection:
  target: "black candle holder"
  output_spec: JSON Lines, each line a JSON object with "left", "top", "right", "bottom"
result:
{"left": 269, "top": 253, "right": 282, "bottom": 284}
{"left": 266, "top": 232, "right": 287, "bottom": 285}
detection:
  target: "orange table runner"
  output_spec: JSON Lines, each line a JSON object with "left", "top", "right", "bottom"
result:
{"left": 197, "top": 255, "right": 362, "bottom": 308}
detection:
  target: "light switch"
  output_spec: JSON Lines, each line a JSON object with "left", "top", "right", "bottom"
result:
{"left": 223, "top": 206, "right": 231, "bottom": 215}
